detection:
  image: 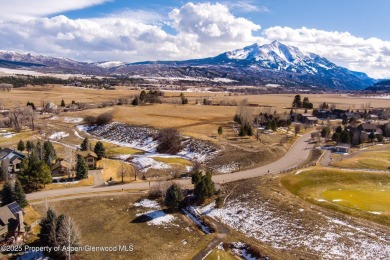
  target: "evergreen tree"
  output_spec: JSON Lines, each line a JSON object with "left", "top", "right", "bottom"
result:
{"left": 26, "top": 140, "right": 34, "bottom": 155}
{"left": 80, "top": 137, "right": 89, "bottom": 151}
{"left": 17, "top": 140, "right": 25, "bottom": 152}
{"left": 1, "top": 182, "right": 14, "bottom": 206}
{"left": 194, "top": 172, "right": 215, "bottom": 202}
{"left": 164, "top": 184, "right": 183, "bottom": 208}
{"left": 191, "top": 171, "right": 202, "bottom": 184}
{"left": 36, "top": 161, "right": 52, "bottom": 188}
{"left": 335, "top": 125, "right": 343, "bottom": 133}
{"left": 218, "top": 126, "right": 223, "bottom": 135}
{"left": 60, "top": 99, "right": 65, "bottom": 107}
{"left": 43, "top": 141, "right": 56, "bottom": 166}
{"left": 36, "top": 140, "right": 44, "bottom": 161}
{"left": 76, "top": 155, "right": 88, "bottom": 179}
{"left": 292, "top": 95, "right": 302, "bottom": 108}
{"left": 39, "top": 208, "right": 57, "bottom": 247}
{"left": 342, "top": 115, "right": 349, "bottom": 125}
{"left": 94, "top": 141, "right": 105, "bottom": 160}
{"left": 13, "top": 178, "right": 28, "bottom": 208}
{"left": 132, "top": 97, "right": 139, "bottom": 106}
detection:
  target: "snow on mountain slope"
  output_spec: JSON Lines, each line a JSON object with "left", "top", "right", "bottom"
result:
{"left": 95, "top": 61, "right": 125, "bottom": 68}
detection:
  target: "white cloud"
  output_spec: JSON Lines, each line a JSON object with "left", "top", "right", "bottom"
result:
{"left": 263, "top": 26, "right": 390, "bottom": 78}
{"left": 0, "top": 1, "right": 389, "bottom": 78}
{"left": 223, "top": 0, "right": 270, "bottom": 13}
{"left": 0, "top": 0, "right": 111, "bottom": 20}
{"left": 0, "top": 2, "right": 262, "bottom": 62}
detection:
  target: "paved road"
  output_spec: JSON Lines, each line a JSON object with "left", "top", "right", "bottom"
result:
{"left": 27, "top": 131, "right": 315, "bottom": 201}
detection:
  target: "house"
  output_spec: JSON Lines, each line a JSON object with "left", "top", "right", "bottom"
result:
{"left": 0, "top": 202, "right": 25, "bottom": 243}
{"left": 358, "top": 123, "right": 381, "bottom": 134}
{"left": 0, "top": 148, "right": 25, "bottom": 173}
{"left": 76, "top": 151, "right": 98, "bottom": 169}
{"left": 50, "top": 158, "right": 69, "bottom": 176}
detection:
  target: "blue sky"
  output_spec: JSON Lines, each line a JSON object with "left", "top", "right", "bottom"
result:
{"left": 0, "top": 0, "right": 389, "bottom": 78}
{"left": 61, "top": 0, "right": 390, "bottom": 40}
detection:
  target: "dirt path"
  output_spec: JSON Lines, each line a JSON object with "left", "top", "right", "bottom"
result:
{"left": 90, "top": 170, "right": 104, "bottom": 186}
{"left": 192, "top": 217, "right": 230, "bottom": 260}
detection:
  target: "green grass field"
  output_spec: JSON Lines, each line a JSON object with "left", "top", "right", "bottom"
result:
{"left": 281, "top": 167, "right": 390, "bottom": 225}
{"left": 153, "top": 157, "right": 193, "bottom": 166}
{"left": 106, "top": 146, "right": 143, "bottom": 157}
{"left": 331, "top": 150, "right": 390, "bottom": 170}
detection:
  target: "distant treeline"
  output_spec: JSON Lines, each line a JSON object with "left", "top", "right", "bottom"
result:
{"left": 0, "top": 76, "right": 67, "bottom": 87}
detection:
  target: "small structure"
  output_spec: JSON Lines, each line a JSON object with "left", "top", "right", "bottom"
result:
{"left": 76, "top": 151, "right": 98, "bottom": 169}
{"left": 333, "top": 143, "right": 350, "bottom": 154}
{"left": 0, "top": 202, "right": 25, "bottom": 243}
{"left": 0, "top": 148, "right": 25, "bottom": 173}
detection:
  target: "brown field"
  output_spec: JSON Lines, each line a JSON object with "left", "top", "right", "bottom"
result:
{"left": 0, "top": 85, "right": 139, "bottom": 108}
{"left": 33, "top": 195, "right": 213, "bottom": 260}
{"left": 1, "top": 85, "right": 388, "bottom": 111}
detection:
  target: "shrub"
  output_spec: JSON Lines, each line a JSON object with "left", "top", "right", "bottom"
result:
{"left": 215, "top": 196, "right": 223, "bottom": 208}
{"left": 156, "top": 128, "right": 182, "bottom": 155}
{"left": 84, "top": 116, "right": 97, "bottom": 125}
{"left": 96, "top": 112, "right": 113, "bottom": 125}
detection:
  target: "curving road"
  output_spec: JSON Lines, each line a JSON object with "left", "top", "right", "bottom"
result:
{"left": 27, "top": 132, "right": 315, "bottom": 201}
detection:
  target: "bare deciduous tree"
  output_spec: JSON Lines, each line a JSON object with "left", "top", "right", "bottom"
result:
{"left": 294, "top": 124, "right": 301, "bottom": 136}
{"left": 117, "top": 162, "right": 132, "bottom": 183}
{"left": 55, "top": 215, "right": 81, "bottom": 259}
{"left": 25, "top": 106, "right": 36, "bottom": 131}
{"left": 8, "top": 107, "right": 27, "bottom": 132}
{"left": 64, "top": 147, "right": 76, "bottom": 179}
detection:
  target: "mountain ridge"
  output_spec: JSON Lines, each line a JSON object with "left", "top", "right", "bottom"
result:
{"left": 0, "top": 41, "right": 376, "bottom": 91}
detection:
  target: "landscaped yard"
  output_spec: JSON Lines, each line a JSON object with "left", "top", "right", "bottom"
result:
{"left": 331, "top": 149, "right": 390, "bottom": 170}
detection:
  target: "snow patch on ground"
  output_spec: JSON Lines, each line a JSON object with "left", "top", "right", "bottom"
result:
{"left": 49, "top": 132, "right": 69, "bottom": 140}
{"left": 137, "top": 210, "right": 175, "bottom": 226}
{"left": 73, "top": 129, "right": 84, "bottom": 139}
{"left": 134, "top": 199, "right": 160, "bottom": 209}
{"left": 202, "top": 200, "right": 390, "bottom": 259}
{"left": 134, "top": 199, "right": 176, "bottom": 226}
{"left": 0, "top": 130, "right": 16, "bottom": 138}
{"left": 132, "top": 156, "right": 171, "bottom": 172}
{"left": 64, "top": 117, "right": 84, "bottom": 123}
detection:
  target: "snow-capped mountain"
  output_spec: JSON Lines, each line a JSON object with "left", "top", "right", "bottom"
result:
{"left": 0, "top": 41, "right": 376, "bottom": 90}
{"left": 0, "top": 50, "right": 105, "bottom": 74}
{"left": 127, "top": 41, "right": 375, "bottom": 90}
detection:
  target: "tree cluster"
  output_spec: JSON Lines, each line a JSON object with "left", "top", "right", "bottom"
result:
{"left": 136, "top": 90, "right": 163, "bottom": 105}
{"left": 0, "top": 76, "right": 66, "bottom": 88}
{"left": 18, "top": 150, "right": 52, "bottom": 191}
{"left": 292, "top": 95, "right": 313, "bottom": 109}
{"left": 1, "top": 179, "right": 28, "bottom": 208}
{"left": 39, "top": 209, "right": 81, "bottom": 258}
{"left": 192, "top": 171, "right": 215, "bottom": 203}
{"left": 257, "top": 113, "right": 292, "bottom": 131}
{"left": 83, "top": 112, "right": 113, "bottom": 126}
{"left": 234, "top": 99, "right": 254, "bottom": 137}
{"left": 332, "top": 125, "right": 351, "bottom": 144}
